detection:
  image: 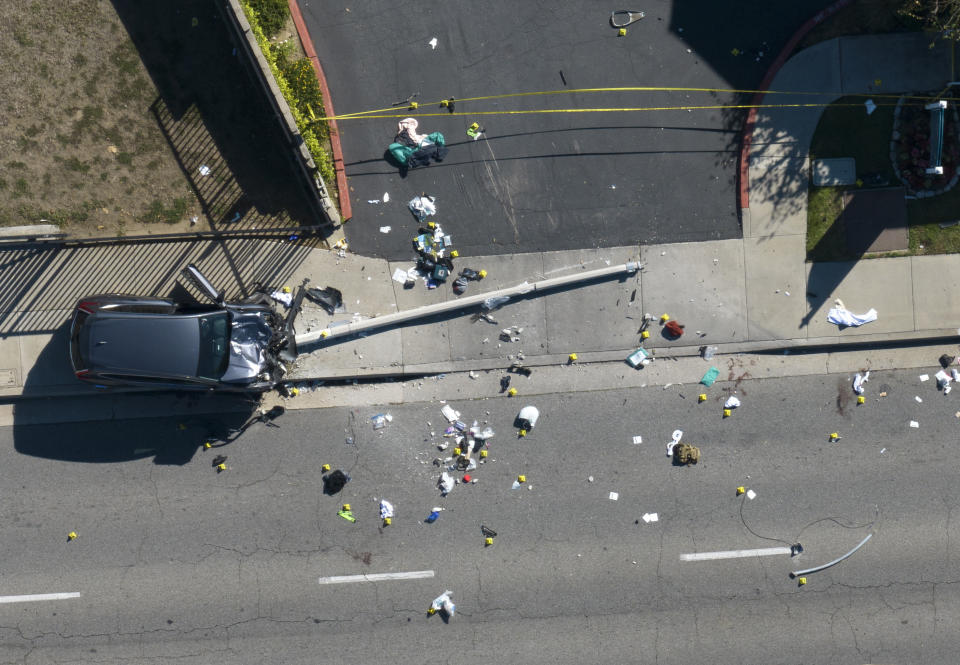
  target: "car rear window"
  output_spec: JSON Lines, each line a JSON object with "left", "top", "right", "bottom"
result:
{"left": 196, "top": 312, "right": 230, "bottom": 380}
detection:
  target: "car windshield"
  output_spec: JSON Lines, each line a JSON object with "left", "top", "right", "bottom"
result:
{"left": 196, "top": 312, "right": 230, "bottom": 380}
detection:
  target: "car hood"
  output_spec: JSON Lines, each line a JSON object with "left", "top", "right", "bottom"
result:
{"left": 221, "top": 312, "right": 274, "bottom": 384}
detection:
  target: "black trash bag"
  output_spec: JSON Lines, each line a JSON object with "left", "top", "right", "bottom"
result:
{"left": 939, "top": 354, "right": 954, "bottom": 369}
{"left": 452, "top": 276, "right": 468, "bottom": 294}
{"left": 460, "top": 268, "right": 483, "bottom": 281}
{"left": 305, "top": 286, "right": 343, "bottom": 315}
{"left": 323, "top": 470, "right": 350, "bottom": 495}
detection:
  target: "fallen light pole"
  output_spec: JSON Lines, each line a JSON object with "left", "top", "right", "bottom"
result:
{"left": 294, "top": 261, "right": 641, "bottom": 347}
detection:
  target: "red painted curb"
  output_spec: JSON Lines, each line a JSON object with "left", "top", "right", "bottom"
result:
{"left": 738, "top": 0, "right": 853, "bottom": 211}
{"left": 288, "top": 0, "right": 352, "bottom": 222}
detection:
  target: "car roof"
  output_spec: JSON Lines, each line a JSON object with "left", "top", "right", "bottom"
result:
{"left": 82, "top": 311, "right": 215, "bottom": 378}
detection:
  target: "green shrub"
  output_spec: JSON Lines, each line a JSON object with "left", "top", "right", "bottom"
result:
{"left": 239, "top": 0, "right": 337, "bottom": 195}
{"left": 247, "top": 0, "right": 289, "bottom": 38}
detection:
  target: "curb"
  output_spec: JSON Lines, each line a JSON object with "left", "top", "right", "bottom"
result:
{"left": 5, "top": 330, "right": 958, "bottom": 403}
{"left": 737, "top": 0, "right": 853, "bottom": 211}
{"left": 288, "top": 0, "right": 352, "bottom": 224}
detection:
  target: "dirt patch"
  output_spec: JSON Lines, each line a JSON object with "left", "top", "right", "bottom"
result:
{"left": 0, "top": 0, "right": 315, "bottom": 238}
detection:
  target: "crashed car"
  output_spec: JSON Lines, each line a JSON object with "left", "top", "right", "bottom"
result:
{"left": 68, "top": 265, "right": 288, "bottom": 391}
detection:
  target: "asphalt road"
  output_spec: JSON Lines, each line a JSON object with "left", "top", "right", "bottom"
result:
{"left": 300, "top": 0, "right": 833, "bottom": 259}
{"left": 2, "top": 368, "right": 959, "bottom": 663}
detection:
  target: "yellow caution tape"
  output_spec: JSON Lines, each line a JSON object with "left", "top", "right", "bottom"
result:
{"left": 324, "top": 85, "right": 950, "bottom": 121}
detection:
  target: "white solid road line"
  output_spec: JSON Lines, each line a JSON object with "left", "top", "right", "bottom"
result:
{"left": 318, "top": 570, "right": 435, "bottom": 585}
{"left": 0, "top": 592, "right": 81, "bottom": 604}
{"left": 680, "top": 547, "right": 792, "bottom": 562}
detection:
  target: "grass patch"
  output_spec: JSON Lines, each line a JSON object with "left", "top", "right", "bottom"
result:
{"left": 806, "top": 96, "right": 896, "bottom": 261}
{"left": 808, "top": 96, "right": 960, "bottom": 259}
{"left": 12, "top": 178, "right": 31, "bottom": 198}
{"left": 141, "top": 198, "right": 189, "bottom": 224}
{"left": 809, "top": 96, "right": 897, "bottom": 181}
{"left": 807, "top": 187, "right": 847, "bottom": 261}
{"left": 64, "top": 157, "right": 91, "bottom": 173}
{"left": 908, "top": 196, "right": 960, "bottom": 253}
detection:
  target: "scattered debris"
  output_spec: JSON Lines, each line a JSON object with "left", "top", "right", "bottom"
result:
{"left": 664, "top": 319, "right": 685, "bottom": 339}
{"left": 379, "top": 500, "right": 395, "bottom": 520}
{"left": 428, "top": 37, "right": 438, "bottom": 50}
{"left": 383, "top": 192, "right": 390, "bottom": 203}
{"left": 724, "top": 395, "right": 741, "bottom": 409}
{"left": 627, "top": 347, "right": 652, "bottom": 368}
{"left": 428, "top": 590, "right": 455, "bottom": 618}
{"left": 425, "top": 508, "right": 443, "bottom": 523}
{"left": 379, "top": 226, "right": 392, "bottom": 233}
{"left": 609, "top": 492, "right": 619, "bottom": 501}
{"left": 371, "top": 413, "right": 393, "bottom": 429}
{"left": 409, "top": 195, "right": 437, "bottom": 220}
{"left": 674, "top": 443, "right": 700, "bottom": 465}
{"left": 665, "top": 429, "right": 683, "bottom": 457}
{"left": 853, "top": 371, "right": 869, "bottom": 394}
{"left": 632, "top": 435, "right": 643, "bottom": 445}
{"left": 270, "top": 290, "right": 293, "bottom": 307}
{"left": 198, "top": 165, "right": 211, "bottom": 176}
{"left": 910, "top": 420, "right": 919, "bottom": 428}
{"left": 827, "top": 299, "right": 877, "bottom": 327}
{"left": 915, "top": 396, "right": 923, "bottom": 403}
{"left": 746, "top": 489, "right": 757, "bottom": 500}
{"left": 439, "top": 472, "right": 455, "bottom": 495}
{"left": 305, "top": 286, "right": 343, "bottom": 314}
{"left": 323, "top": 470, "right": 350, "bottom": 495}
{"left": 515, "top": 405, "right": 539, "bottom": 431}
{"left": 338, "top": 505, "right": 356, "bottom": 522}
{"left": 920, "top": 374, "right": 930, "bottom": 382}
{"left": 700, "top": 366, "right": 719, "bottom": 386}
{"left": 641, "top": 512, "right": 659, "bottom": 523}
{"left": 441, "top": 404, "right": 460, "bottom": 422}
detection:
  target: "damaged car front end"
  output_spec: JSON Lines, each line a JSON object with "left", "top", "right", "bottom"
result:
{"left": 68, "top": 265, "right": 293, "bottom": 392}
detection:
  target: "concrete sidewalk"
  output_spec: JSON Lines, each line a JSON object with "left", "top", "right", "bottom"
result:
{"left": 3, "top": 34, "right": 959, "bottom": 399}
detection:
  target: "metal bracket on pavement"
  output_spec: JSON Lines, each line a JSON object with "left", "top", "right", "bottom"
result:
{"left": 610, "top": 10, "right": 645, "bottom": 27}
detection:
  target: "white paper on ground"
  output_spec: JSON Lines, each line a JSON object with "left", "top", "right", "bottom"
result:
{"left": 379, "top": 500, "right": 394, "bottom": 519}
{"left": 853, "top": 371, "right": 870, "bottom": 394}
{"left": 920, "top": 374, "right": 930, "bottom": 382}
{"left": 642, "top": 512, "right": 659, "bottom": 523}
{"left": 632, "top": 435, "right": 642, "bottom": 445}
{"left": 910, "top": 420, "right": 920, "bottom": 428}
{"left": 439, "top": 472, "right": 454, "bottom": 494}
{"left": 746, "top": 489, "right": 757, "bottom": 500}
{"left": 609, "top": 492, "right": 619, "bottom": 501}
{"left": 441, "top": 405, "right": 460, "bottom": 422}
{"left": 724, "top": 396, "right": 741, "bottom": 409}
